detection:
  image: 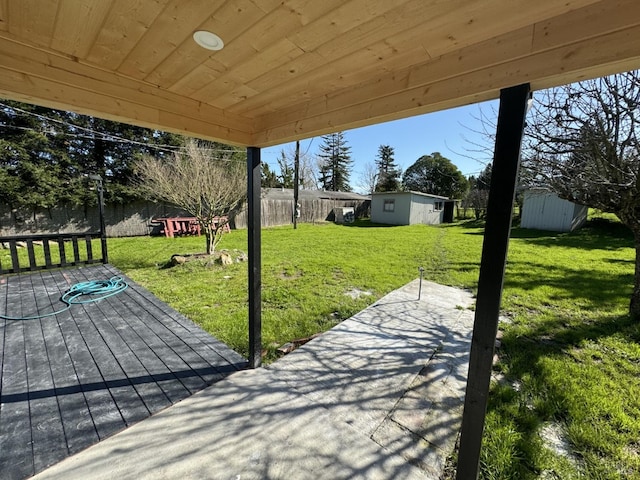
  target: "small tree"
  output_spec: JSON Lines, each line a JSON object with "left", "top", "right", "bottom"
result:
{"left": 462, "top": 188, "right": 490, "bottom": 220}
{"left": 276, "top": 150, "right": 295, "bottom": 188}
{"left": 463, "top": 164, "right": 492, "bottom": 219}
{"left": 136, "top": 139, "right": 246, "bottom": 255}
{"left": 356, "top": 161, "right": 379, "bottom": 194}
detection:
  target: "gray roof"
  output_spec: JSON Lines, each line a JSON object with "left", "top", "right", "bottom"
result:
{"left": 263, "top": 188, "right": 370, "bottom": 201}
{"left": 371, "top": 190, "right": 449, "bottom": 200}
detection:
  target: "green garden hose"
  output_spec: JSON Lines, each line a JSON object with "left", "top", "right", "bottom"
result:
{"left": 0, "top": 276, "right": 128, "bottom": 320}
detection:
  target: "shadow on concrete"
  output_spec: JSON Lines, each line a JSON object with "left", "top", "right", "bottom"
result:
{"left": 33, "top": 280, "right": 475, "bottom": 480}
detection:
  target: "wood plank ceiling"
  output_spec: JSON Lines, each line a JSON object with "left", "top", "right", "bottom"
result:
{"left": 0, "top": 0, "right": 638, "bottom": 147}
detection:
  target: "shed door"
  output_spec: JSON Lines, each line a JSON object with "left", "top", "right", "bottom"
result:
{"left": 443, "top": 201, "right": 455, "bottom": 223}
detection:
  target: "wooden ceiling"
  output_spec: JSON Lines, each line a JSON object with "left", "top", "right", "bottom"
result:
{"left": 0, "top": 0, "right": 639, "bottom": 147}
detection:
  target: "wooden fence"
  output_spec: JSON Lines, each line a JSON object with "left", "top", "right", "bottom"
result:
{"left": 1, "top": 197, "right": 369, "bottom": 238}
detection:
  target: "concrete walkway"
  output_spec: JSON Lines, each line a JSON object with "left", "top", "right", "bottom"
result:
{"left": 34, "top": 280, "right": 475, "bottom": 480}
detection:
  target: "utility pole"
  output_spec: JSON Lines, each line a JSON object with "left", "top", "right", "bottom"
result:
{"left": 293, "top": 140, "right": 300, "bottom": 229}
{"left": 89, "top": 174, "right": 108, "bottom": 264}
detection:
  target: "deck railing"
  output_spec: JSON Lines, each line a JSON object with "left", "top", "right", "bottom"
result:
{"left": 0, "top": 232, "right": 107, "bottom": 274}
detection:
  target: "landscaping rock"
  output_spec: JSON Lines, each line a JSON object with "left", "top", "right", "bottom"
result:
{"left": 277, "top": 333, "right": 322, "bottom": 355}
{"left": 171, "top": 255, "right": 188, "bottom": 265}
{"left": 233, "top": 249, "right": 248, "bottom": 262}
{"left": 344, "top": 288, "right": 372, "bottom": 299}
{"left": 168, "top": 249, "right": 246, "bottom": 268}
{"left": 217, "top": 251, "right": 233, "bottom": 266}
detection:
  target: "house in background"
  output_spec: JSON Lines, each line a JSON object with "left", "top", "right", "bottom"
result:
{"left": 521, "top": 189, "right": 588, "bottom": 232}
{"left": 371, "top": 191, "right": 452, "bottom": 225}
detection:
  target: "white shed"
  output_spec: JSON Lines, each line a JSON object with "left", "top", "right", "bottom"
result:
{"left": 371, "top": 191, "right": 448, "bottom": 225}
{"left": 521, "top": 189, "right": 588, "bottom": 232}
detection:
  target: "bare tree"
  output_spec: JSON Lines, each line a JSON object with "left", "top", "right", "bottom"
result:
{"left": 462, "top": 189, "right": 490, "bottom": 220}
{"left": 356, "top": 161, "right": 378, "bottom": 194}
{"left": 279, "top": 144, "right": 318, "bottom": 190}
{"left": 136, "top": 139, "right": 246, "bottom": 255}
{"left": 524, "top": 70, "right": 640, "bottom": 318}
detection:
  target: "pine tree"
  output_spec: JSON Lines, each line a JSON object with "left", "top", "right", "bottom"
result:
{"left": 261, "top": 163, "right": 278, "bottom": 187}
{"left": 0, "top": 99, "right": 187, "bottom": 210}
{"left": 374, "top": 144, "right": 401, "bottom": 192}
{"left": 317, "top": 131, "right": 353, "bottom": 191}
{"left": 0, "top": 101, "right": 74, "bottom": 210}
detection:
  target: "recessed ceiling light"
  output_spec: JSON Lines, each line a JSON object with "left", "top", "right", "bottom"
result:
{"left": 193, "top": 31, "right": 224, "bottom": 51}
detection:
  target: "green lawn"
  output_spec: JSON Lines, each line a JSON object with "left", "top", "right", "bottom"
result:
{"left": 84, "top": 219, "right": 640, "bottom": 478}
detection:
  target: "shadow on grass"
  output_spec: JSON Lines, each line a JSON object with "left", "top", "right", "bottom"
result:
{"left": 460, "top": 218, "right": 634, "bottom": 249}
{"left": 504, "top": 260, "right": 633, "bottom": 306}
{"left": 440, "top": 219, "right": 486, "bottom": 229}
{"left": 341, "top": 219, "right": 401, "bottom": 228}
{"left": 449, "top": 216, "right": 633, "bottom": 246}
{"left": 476, "top": 218, "right": 638, "bottom": 477}
{"left": 487, "top": 311, "right": 640, "bottom": 477}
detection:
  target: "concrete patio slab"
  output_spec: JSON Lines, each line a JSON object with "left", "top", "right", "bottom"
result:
{"left": 33, "top": 279, "right": 475, "bottom": 480}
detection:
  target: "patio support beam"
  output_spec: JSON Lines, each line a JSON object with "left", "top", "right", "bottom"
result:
{"left": 456, "top": 83, "right": 530, "bottom": 479}
{"left": 247, "top": 146, "right": 262, "bottom": 369}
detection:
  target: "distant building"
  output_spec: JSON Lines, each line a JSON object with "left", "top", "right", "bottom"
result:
{"left": 521, "top": 189, "right": 588, "bottom": 232}
{"left": 371, "top": 191, "right": 452, "bottom": 225}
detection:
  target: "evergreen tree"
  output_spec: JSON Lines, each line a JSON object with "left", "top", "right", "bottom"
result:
{"left": 261, "top": 163, "right": 278, "bottom": 188}
{"left": 68, "top": 115, "right": 185, "bottom": 202}
{"left": 474, "top": 163, "right": 492, "bottom": 190}
{"left": 0, "top": 101, "right": 75, "bottom": 210}
{"left": 374, "top": 144, "right": 401, "bottom": 191}
{"left": 317, "top": 131, "right": 353, "bottom": 191}
{"left": 0, "top": 99, "right": 187, "bottom": 211}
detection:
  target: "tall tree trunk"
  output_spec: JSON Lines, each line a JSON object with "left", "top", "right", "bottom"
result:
{"left": 205, "top": 227, "right": 214, "bottom": 255}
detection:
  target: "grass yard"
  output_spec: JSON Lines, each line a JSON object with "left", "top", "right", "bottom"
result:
{"left": 107, "top": 221, "right": 451, "bottom": 363}
{"left": 8, "top": 217, "right": 636, "bottom": 478}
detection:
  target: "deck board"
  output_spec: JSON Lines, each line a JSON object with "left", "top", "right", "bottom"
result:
{"left": 0, "top": 264, "right": 247, "bottom": 480}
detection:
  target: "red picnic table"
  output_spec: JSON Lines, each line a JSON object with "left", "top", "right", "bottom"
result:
{"left": 154, "top": 217, "right": 230, "bottom": 238}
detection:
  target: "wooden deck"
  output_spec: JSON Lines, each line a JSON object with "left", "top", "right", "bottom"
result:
{"left": 0, "top": 264, "right": 247, "bottom": 480}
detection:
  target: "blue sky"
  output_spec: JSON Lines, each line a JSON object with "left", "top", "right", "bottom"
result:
{"left": 262, "top": 99, "right": 499, "bottom": 193}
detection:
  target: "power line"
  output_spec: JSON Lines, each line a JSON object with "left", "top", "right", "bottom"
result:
{"left": 0, "top": 102, "right": 242, "bottom": 156}
{"left": 303, "top": 137, "right": 315, "bottom": 156}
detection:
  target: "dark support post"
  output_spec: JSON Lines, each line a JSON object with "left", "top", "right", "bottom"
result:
{"left": 247, "top": 147, "right": 262, "bottom": 368}
{"left": 456, "top": 83, "right": 531, "bottom": 479}
{"left": 293, "top": 140, "right": 300, "bottom": 229}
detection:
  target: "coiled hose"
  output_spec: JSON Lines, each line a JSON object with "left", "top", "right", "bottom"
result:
{"left": 0, "top": 276, "right": 128, "bottom": 320}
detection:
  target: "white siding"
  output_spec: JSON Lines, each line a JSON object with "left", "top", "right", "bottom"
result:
{"left": 521, "top": 191, "right": 587, "bottom": 232}
{"left": 371, "top": 192, "right": 445, "bottom": 225}
{"left": 408, "top": 194, "right": 443, "bottom": 225}
{"left": 371, "top": 193, "right": 411, "bottom": 225}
